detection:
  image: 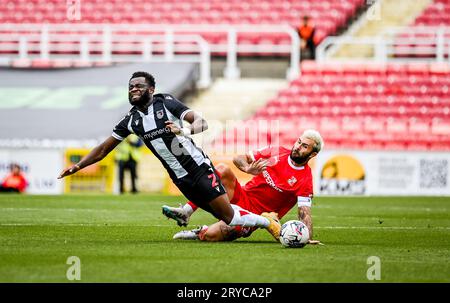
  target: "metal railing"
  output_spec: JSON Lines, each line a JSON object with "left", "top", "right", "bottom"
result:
{"left": 0, "top": 23, "right": 301, "bottom": 85}
{"left": 316, "top": 26, "right": 450, "bottom": 63}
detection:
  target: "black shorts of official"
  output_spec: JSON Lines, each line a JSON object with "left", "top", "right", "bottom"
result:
{"left": 174, "top": 167, "right": 227, "bottom": 208}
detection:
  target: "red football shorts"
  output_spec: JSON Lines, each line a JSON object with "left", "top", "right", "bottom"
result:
{"left": 228, "top": 179, "right": 259, "bottom": 239}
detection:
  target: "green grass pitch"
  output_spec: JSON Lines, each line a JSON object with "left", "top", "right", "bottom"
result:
{"left": 0, "top": 194, "right": 449, "bottom": 282}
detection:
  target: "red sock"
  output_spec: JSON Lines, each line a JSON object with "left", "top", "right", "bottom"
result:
{"left": 187, "top": 201, "right": 198, "bottom": 211}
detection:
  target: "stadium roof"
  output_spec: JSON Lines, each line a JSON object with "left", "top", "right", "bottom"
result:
{"left": 0, "top": 62, "right": 197, "bottom": 148}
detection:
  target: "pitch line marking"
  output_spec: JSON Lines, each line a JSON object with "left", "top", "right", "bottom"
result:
{"left": 0, "top": 223, "right": 449, "bottom": 230}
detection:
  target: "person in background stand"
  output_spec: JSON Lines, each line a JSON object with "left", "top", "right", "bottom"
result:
{"left": 0, "top": 163, "right": 28, "bottom": 193}
{"left": 297, "top": 15, "right": 316, "bottom": 60}
{"left": 115, "top": 134, "right": 143, "bottom": 194}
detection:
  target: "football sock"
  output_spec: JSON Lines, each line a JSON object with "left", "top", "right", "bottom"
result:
{"left": 184, "top": 201, "right": 197, "bottom": 216}
{"left": 229, "top": 204, "right": 269, "bottom": 228}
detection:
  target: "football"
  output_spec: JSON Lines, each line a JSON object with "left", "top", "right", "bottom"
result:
{"left": 279, "top": 220, "right": 310, "bottom": 248}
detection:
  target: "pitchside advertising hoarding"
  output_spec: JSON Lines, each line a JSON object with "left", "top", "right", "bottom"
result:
{"left": 0, "top": 149, "right": 63, "bottom": 194}
{"left": 1, "top": 148, "right": 449, "bottom": 196}
{"left": 314, "top": 150, "right": 450, "bottom": 196}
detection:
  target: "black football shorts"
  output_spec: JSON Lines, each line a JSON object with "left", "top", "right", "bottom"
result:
{"left": 174, "top": 166, "right": 227, "bottom": 207}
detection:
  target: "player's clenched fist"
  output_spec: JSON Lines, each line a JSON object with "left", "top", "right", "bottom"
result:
{"left": 165, "top": 121, "right": 182, "bottom": 135}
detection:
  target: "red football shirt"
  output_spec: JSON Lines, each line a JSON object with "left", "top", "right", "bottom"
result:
{"left": 2, "top": 173, "right": 28, "bottom": 192}
{"left": 242, "top": 146, "right": 313, "bottom": 219}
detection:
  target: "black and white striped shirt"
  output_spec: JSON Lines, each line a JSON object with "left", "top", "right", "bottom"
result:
{"left": 112, "top": 93, "right": 212, "bottom": 181}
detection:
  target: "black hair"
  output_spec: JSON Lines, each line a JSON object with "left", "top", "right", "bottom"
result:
{"left": 9, "top": 163, "right": 21, "bottom": 170}
{"left": 130, "top": 71, "right": 156, "bottom": 87}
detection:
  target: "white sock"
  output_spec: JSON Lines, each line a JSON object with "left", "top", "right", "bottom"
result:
{"left": 229, "top": 204, "right": 269, "bottom": 228}
{"left": 182, "top": 204, "right": 194, "bottom": 216}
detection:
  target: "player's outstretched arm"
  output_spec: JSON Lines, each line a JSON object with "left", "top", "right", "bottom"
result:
{"left": 233, "top": 155, "right": 268, "bottom": 175}
{"left": 298, "top": 206, "right": 321, "bottom": 244}
{"left": 58, "top": 136, "right": 121, "bottom": 179}
{"left": 298, "top": 206, "right": 315, "bottom": 242}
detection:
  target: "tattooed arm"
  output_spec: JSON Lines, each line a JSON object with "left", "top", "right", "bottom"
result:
{"left": 298, "top": 205, "right": 313, "bottom": 240}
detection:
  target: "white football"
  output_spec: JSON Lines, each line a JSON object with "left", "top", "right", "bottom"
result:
{"left": 279, "top": 220, "right": 309, "bottom": 248}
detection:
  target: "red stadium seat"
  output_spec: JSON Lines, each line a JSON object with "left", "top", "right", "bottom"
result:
{"left": 341, "top": 117, "right": 364, "bottom": 134}
{"left": 386, "top": 118, "right": 408, "bottom": 134}
{"left": 0, "top": 0, "right": 365, "bottom": 57}
{"left": 396, "top": 0, "right": 450, "bottom": 58}
{"left": 234, "top": 61, "right": 450, "bottom": 151}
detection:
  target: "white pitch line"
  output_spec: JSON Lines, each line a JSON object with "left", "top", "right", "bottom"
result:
{"left": 0, "top": 223, "right": 173, "bottom": 227}
{"left": 0, "top": 208, "right": 131, "bottom": 212}
{"left": 315, "top": 226, "right": 450, "bottom": 230}
{"left": 0, "top": 223, "right": 449, "bottom": 230}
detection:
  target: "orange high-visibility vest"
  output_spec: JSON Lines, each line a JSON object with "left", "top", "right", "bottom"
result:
{"left": 298, "top": 24, "right": 314, "bottom": 41}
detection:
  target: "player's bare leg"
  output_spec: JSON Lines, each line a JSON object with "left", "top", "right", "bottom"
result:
{"left": 174, "top": 218, "right": 260, "bottom": 242}
{"left": 206, "top": 193, "right": 235, "bottom": 223}
{"left": 191, "top": 194, "right": 280, "bottom": 240}
{"left": 199, "top": 221, "right": 232, "bottom": 241}
{"left": 200, "top": 221, "right": 255, "bottom": 242}
{"left": 173, "top": 206, "right": 275, "bottom": 241}
{"left": 214, "top": 163, "right": 237, "bottom": 201}
{"left": 172, "top": 203, "right": 281, "bottom": 242}
{"left": 164, "top": 165, "right": 281, "bottom": 240}
{"left": 206, "top": 193, "right": 280, "bottom": 236}
{"left": 162, "top": 163, "right": 237, "bottom": 226}
{"left": 173, "top": 221, "right": 231, "bottom": 241}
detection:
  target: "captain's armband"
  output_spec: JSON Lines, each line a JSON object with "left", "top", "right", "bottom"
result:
{"left": 297, "top": 196, "right": 312, "bottom": 208}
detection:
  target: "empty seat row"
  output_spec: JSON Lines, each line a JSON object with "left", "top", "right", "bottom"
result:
{"left": 213, "top": 62, "right": 450, "bottom": 151}
{"left": 393, "top": 0, "right": 450, "bottom": 57}
{"left": 0, "top": 0, "right": 366, "bottom": 47}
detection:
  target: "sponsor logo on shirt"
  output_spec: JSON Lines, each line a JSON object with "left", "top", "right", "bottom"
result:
{"left": 262, "top": 170, "right": 283, "bottom": 192}
{"left": 156, "top": 110, "right": 164, "bottom": 119}
{"left": 287, "top": 176, "right": 297, "bottom": 186}
{"left": 143, "top": 127, "right": 171, "bottom": 140}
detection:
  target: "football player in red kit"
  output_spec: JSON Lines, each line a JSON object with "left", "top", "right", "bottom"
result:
{"left": 162, "top": 129, "right": 323, "bottom": 243}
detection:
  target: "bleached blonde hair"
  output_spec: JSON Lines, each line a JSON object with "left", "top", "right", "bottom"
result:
{"left": 302, "top": 129, "right": 324, "bottom": 153}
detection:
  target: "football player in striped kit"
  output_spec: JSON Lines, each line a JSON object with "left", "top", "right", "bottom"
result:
{"left": 163, "top": 130, "right": 323, "bottom": 244}
{"left": 58, "top": 71, "right": 281, "bottom": 239}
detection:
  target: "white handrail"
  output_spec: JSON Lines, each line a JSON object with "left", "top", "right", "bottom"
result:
{"left": 317, "top": 26, "right": 450, "bottom": 63}
{"left": 224, "top": 28, "right": 239, "bottom": 79}
{"left": 0, "top": 23, "right": 300, "bottom": 82}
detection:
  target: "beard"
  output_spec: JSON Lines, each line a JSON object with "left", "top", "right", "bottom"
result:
{"left": 290, "top": 149, "right": 311, "bottom": 165}
{"left": 129, "top": 89, "right": 150, "bottom": 107}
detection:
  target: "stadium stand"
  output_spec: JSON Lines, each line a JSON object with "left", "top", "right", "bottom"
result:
{"left": 332, "top": 0, "right": 433, "bottom": 59}
{"left": 393, "top": 0, "right": 450, "bottom": 59}
{"left": 414, "top": 0, "right": 450, "bottom": 27}
{"left": 0, "top": 0, "right": 366, "bottom": 51}
{"left": 212, "top": 61, "right": 450, "bottom": 151}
